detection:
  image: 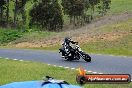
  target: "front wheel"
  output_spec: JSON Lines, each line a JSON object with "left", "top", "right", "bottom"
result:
{"left": 65, "top": 56, "right": 73, "bottom": 61}
{"left": 84, "top": 54, "right": 91, "bottom": 62}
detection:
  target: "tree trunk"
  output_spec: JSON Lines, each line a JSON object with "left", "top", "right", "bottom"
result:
{"left": 73, "top": 16, "right": 76, "bottom": 25}
{"left": 6, "top": 0, "right": 9, "bottom": 26}
{"left": 21, "top": 7, "right": 26, "bottom": 30}
{"left": 0, "top": 6, "right": 3, "bottom": 22}
{"left": 14, "top": 0, "right": 18, "bottom": 27}
{"left": 70, "top": 16, "right": 72, "bottom": 24}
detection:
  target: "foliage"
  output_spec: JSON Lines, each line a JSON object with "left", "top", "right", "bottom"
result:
{"left": 0, "top": 58, "right": 132, "bottom": 88}
{"left": 61, "top": 0, "right": 85, "bottom": 24}
{"left": 62, "top": 0, "right": 85, "bottom": 16}
{"left": 89, "top": 0, "right": 100, "bottom": 11}
{"left": 13, "top": 0, "right": 27, "bottom": 29}
{"left": 1, "top": 0, "right": 112, "bottom": 30}
{"left": 0, "top": 0, "right": 7, "bottom": 25}
{"left": 97, "top": 0, "right": 111, "bottom": 16}
{"left": 61, "top": 0, "right": 111, "bottom": 25}
{"left": 0, "top": 29, "right": 23, "bottom": 44}
{"left": 41, "top": 20, "right": 132, "bottom": 56}
{"left": 29, "top": 0, "right": 63, "bottom": 31}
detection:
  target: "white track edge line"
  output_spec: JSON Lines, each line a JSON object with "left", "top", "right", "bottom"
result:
{"left": 3, "top": 57, "right": 131, "bottom": 82}
{"left": 5, "top": 58, "right": 9, "bottom": 59}
{"left": 59, "top": 66, "right": 63, "bottom": 67}
{"left": 19, "top": 60, "right": 23, "bottom": 61}
{"left": 13, "top": 59, "right": 18, "bottom": 60}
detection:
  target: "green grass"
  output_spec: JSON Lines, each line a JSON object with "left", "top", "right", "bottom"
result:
{"left": 81, "top": 34, "right": 132, "bottom": 56}
{"left": 110, "top": 0, "right": 132, "bottom": 14}
{"left": 2, "top": 19, "right": 131, "bottom": 56}
{"left": 12, "top": 30, "right": 62, "bottom": 44}
{"left": 0, "top": 28, "right": 23, "bottom": 44}
{"left": 80, "top": 19, "right": 132, "bottom": 56}
{"left": 0, "top": 58, "right": 132, "bottom": 88}
{"left": 92, "top": 19, "right": 132, "bottom": 33}
{"left": 22, "top": 30, "right": 57, "bottom": 40}
{"left": 1, "top": 0, "right": 132, "bottom": 56}
{"left": 8, "top": 0, "right": 132, "bottom": 27}
{"left": 0, "top": 27, "right": 60, "bottom": 45}
{"left": 40, "top": 34, "right": 132, "bottom": 56}
{"left": 39, "top": 19, "right": 132, "bottom": 56}
{"left": 0, "top": 58, "right": 77, "bottom": 85}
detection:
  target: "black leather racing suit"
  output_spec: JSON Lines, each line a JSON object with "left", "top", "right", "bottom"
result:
{"left": 62, "top": 38, "right": 77, "bottom": 56}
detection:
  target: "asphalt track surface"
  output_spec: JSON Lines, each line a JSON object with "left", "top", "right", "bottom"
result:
{"left": 0, "top": 48, "right": 132, "bottom": 76}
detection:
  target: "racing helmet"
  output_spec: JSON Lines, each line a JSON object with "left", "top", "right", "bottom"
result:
{"left": 64, "top": 37, "right": 71, "bottom": 43}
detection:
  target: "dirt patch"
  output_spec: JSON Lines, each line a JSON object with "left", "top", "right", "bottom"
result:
{"left": 72, "top": 32, "right": 130, "bottom": 44}
{"left": 14, "top": 38, "right": 63, "bottom": 48}
{"left": 15, "top": 42, "right": 44, "bottom": 48}
{"left": 11, "top": 12, "right": 132, "bottom": 48}
{"left": 14, "top": 32, "right": 131, "bottom": 48}
{"left": 66, "top": 12, "right": 132, "bottom": 35}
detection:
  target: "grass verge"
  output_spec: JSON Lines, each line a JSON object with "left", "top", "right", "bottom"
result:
{"left": 0, "top": 28, "right": 23, "bottom": 45}
{"left": 81, "top": 34, "right": 132, "bottom": 56}
{"left": 0, "top": 58, "right": 132, "bottom": 88}
{"left": 41, "top": 34, "right": 132, "bottom": 56}
{"left": 110, "top": 0, "right": 132, "bottom": 14}
{"left": 41, "top": 19, "right": 132, "bottom": 56}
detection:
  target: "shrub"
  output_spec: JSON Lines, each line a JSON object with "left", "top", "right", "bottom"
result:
{"left": 0, "top": 29, "right": 23, "bottom": 44}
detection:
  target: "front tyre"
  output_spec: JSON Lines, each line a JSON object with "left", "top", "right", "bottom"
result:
{"left": 84, "top": 54, "right": 91, "bottom": 62}
{"left": 65, "top": 55, "right": 73, "bottom": 61}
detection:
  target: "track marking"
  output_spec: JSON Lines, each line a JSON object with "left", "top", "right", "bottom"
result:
{"left": 2, "top": 57, "right": 132, "bottom": 82}
{"left": 93, "top": 72, "right": 97, "bottom": 74}
{"left": 46, "top": 64, "right": 104, "bottom": 75}
{"left": 19, "top": 60, "right": 23, "bottom": 61}
{"left": 71, "top": 68, "right": 75, "bottom": 70}
{"left": 53, "top": 65, "right": 57, "bottom": 67}
{"left": 87, "top": 71, "right": 92, "bottom": 73}
{"left": 64, "top": 67, "right": 69, "bottom": 69}
{"left": 99, "top": 73, "right": 103, "bottom": 74}
{"left": 59, "top": 66, "right": 63, "bottom": 68}
{"left": 13, "top": 59, "right": 18, "bottom": 61}
{"left": 3, "top": 58, "right": 104, "bottom": 75}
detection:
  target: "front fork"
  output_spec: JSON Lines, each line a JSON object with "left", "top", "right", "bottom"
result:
{"left": 78, "top": 51, "right": 86, "bottom": 59}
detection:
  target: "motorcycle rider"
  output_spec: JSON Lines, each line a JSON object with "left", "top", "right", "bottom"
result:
{"left": 61, "top": 37, "right": 78, "bottom": 57}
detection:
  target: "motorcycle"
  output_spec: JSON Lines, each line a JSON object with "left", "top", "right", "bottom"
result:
{"left": 59, "top": 43, "right": 91, "bottom": 62}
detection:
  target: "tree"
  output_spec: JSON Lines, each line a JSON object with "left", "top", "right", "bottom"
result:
{"left": 13, "top": 0, "right": 27, "bottom": 28}
{"left": 0, "top": 0, "right": 6, "bottom": 25}
{"left": 29, "top": 0, "right": 63, "bottom": 31}
{"left": 97, "top": 0, "right": 111, "bottom": 16}
{"left": 6, "top": 0, "right": 9, "bottom": 26}
{"left": 13, "top": 0, "right": 18, "bottom": 26}
{"left": 62, "top": 0, "right": 85, "bottom": 25}
{"left": 89, "top": 0, "right": 100, "bottom": 19}
{"left": 20, "top": 0, "right": 27, "bottom": 29}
